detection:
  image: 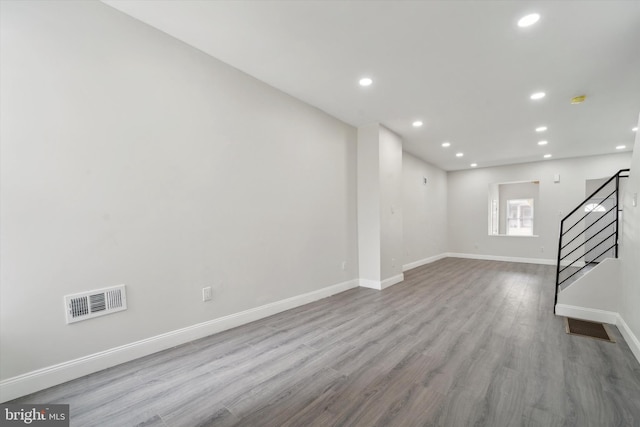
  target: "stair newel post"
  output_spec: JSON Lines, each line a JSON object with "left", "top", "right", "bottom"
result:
{"left": 554, "top": 218, "right": 564, "bottom": 314}
{"left": 615, "top": 172, "right": 620, "bottom": 258}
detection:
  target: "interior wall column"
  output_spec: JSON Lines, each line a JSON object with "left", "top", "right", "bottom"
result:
{"left": 357, "top": 123, "right": 404, "bottom": 290}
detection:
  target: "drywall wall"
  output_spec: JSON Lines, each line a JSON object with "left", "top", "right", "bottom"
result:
{"left": 379, "top": 127, "right": 404, "bottom": 281}
{"left": 619, "top": 114, "right": 640, "bottom": 361}
{"left": 556, "top": 258, "right": 621, "bottom": 317}
{"left": 0, "top": 0, "right": 358, "bottom": 383}
{"left": 357, "top": 124, "right": 404, "bottom": 287}
{"left": 402, "top": 152, "right": 448, "bottom": 267}
{"left": 357, "top": 124, "right": 382, "bottom": 282}
{"left": 447, "top": 153, "right": 632, "bottom": 262}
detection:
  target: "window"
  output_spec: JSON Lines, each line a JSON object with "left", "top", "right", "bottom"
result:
{"left": 506, "top": 198, "right": 534, "bottom": 236}
{"left": 584, "top": 203, "right": 606, "bottom": 213}
{"left": 488, "top": 180, "right": 539, "bottom": 236}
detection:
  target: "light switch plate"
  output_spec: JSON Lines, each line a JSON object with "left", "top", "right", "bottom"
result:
{"left": 202, "top": 287, "right": 212, "bottom": 301}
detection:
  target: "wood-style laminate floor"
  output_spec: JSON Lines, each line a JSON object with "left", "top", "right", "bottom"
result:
{"left": 13, "top": 258, "right": 640, "bottom": 426}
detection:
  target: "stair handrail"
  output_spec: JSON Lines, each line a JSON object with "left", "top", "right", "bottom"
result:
{"left": 553, "top": 169, "right": 630, "bottom": 313}
{"left": 559, "top": 169, "right": 629, "bottom": 224}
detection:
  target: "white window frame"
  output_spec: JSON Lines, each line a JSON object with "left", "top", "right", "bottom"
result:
{"left": 506, "top": 198, "right": 534, "bottom": 236}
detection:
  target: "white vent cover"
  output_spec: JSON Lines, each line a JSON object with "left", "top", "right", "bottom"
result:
{"left": 64, "top": 285, "right": 127, "bottom": 324}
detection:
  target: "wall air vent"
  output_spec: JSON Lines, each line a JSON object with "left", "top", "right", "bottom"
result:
{"left": 64, "top": 285, "right": 127, "bottom": 324}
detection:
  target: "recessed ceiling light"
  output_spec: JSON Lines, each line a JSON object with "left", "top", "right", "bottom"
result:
{"left": 543, "top": 154, "right": 552, "bottom": 158}
{"left": 518, "top": 13, "right": 540, "bottom": 28}
{"left": 538, "top": 140, "right": 548, "bottom": 146}
{"left": 616, "top": 145, "right": 626, "bottom": 150}
{"left": 633, "top": 127, "right": 638, "bottom": 132}
{"left": 530, "top": 92, "right": 546, "bottom": 100}
{"left": 535, "top": 126, "right": 547, "bottom": 132}
{"left": 412, "top": 120, "right": 423, "bottom": 127}
{"left": 442, "top": 142, "right": 451, "bottom": 147}
{"left": 470, "top": 163, "right": 478, "bottom": 167}
{"left": 456, "top": 152, "right": 464, "bottom": 157}
{"left": 359, "top": 77, "right": 373, "bottom": 87}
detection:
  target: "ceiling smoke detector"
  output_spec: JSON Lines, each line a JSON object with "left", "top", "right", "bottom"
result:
{"left": 571, "top": 95, "right": 587, "bottom": 104}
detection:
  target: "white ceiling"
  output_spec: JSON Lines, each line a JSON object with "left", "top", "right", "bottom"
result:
{"left": 103, "top": 0, "right": 640, "bottom": 171}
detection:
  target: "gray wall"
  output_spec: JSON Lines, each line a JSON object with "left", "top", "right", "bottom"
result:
{"left": 357, "top": 124, "right": 382, "bottom": 282}
{"left": 0, "top": 1, "right": 358, "bottom": 380}
{"left": 357, "top": 124, "right": 405, "bottom": 284}
{"left": 619, "top": 114, "right": 640, "bottom": 358}
{"left": 402, "top": 152, "right": 448, "bottom": 265}
{"left": 379, "top": 126, "right": 404, "bottom": 280}
{"left": 447, "top": 153, "right": 632, "bottom": 261}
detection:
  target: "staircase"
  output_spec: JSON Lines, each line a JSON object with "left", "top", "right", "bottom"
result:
{"left": 553, "top": 169, "right": 630, "bottom": 313}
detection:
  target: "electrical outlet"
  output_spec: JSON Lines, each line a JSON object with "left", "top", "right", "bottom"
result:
{"left": 341, "top": 261, "right": 347, "bottom": 271}
{"left": 202, "top": 286, "right": 212, "bottom": 302}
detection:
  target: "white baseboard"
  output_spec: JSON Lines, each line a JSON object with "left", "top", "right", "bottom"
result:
{"left": 359, "top": 273, "right": 404, "bottom": 290}
{"left": 555, "top": 304, "right": 640, "bottom": 365}
{"left": 360, "top": 273, "right": 404, "bottom": 291}
{"left": 402, "top": 253, "right": 448, "bottom": 272}
{"left": 447, "top": 252, "right": 556, "bottom": 266}
{"left": 554, "top": 304, "right": 618, "bottom": 324}
{"left": 358, "top": 278, "right": 381, "bottom": 290}
{"left": 0, "top": 279, "right": 359, "bottom": 403}
{"left": 616, "top": 314, "right": 640, "bottom": 365}
{"left": 380, "top": 273, "right": 404, "bottom": 290}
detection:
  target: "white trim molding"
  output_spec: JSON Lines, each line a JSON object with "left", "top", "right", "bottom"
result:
{"left": 359, "top": 273, "right": 405, "bottom": 290}
{"left": 447, "top": 252, "right": 556, "bottom": 265}
{"left": 402, "top": 253, "right": 448, "bottom": 272}
{"left": 616, "top": 314, "right": 640, "bottom": 365}
{"left": 554, "top": 304, "right": 618, "bottom": 325}
{"left": 380, "top": 274, "right": 404, "bottom": 290}
{"left": 0, "top": 279, "right": 359, "bottom": 403}
{"left": 554, "top": 304, "right": 640, "bottom": 365}
{"left": 359, "top": 278, "right": 382, "bottom": 290}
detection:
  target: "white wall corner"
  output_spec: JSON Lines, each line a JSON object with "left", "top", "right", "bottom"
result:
{"left": 0, "top": 278, "right": 359, "bottom": 403}
{"left": 402, "top": 253, "right": 448, "bottom": 272}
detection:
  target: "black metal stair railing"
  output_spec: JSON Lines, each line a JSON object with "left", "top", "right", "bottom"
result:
{"left": 553, "top": 169, "right": 630, "bottom": 313}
